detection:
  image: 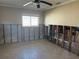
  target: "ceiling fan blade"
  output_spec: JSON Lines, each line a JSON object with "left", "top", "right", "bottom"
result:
{"left": 23, "top": 1, "right": 33, "bottom": 6}
{"left": 40, "top": 1, "right": 52, "bottom": 6}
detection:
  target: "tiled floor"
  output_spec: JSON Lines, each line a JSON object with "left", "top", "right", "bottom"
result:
{"left": 0, "top": 40, "right": 79, "bottom": 59}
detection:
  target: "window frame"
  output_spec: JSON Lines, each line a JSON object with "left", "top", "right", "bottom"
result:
{"left": 22, "top": 16, "right": 39, "bottom": 27}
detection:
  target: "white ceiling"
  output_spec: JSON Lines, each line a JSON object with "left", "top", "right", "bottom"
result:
{"left": 0, "top": 0, "right": 76, "bottom": 11}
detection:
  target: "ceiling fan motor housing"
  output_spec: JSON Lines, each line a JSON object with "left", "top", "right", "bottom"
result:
{"left": 34, "top": 0, "right": 40, "bottom": 8}
{"left": 34, "top": 0, "right": 40, "bottom": 3}
{"left": 34, "top": 0, "right": 53, "bottom": 8}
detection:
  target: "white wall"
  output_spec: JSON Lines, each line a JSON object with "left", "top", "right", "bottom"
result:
{"left": 45, "top": 1, "right": 79, "bottom": 27}
{"left": 0, "top": 7, "right": 44, "bottom": 44}
{"left": 0, "top": 6, "right": 44, "bottom": 24}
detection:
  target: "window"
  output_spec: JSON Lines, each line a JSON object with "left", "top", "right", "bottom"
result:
{"left": 31, "top": 17, "right": 39, "bottom": 26}
{"left": 22, "top": 16, "right": 30, "bottom": 26}
{"left": 22, "top": 16, "right": 39, "bottom": 27}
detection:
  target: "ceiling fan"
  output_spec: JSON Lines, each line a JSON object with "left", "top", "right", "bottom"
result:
{"left": 23, "top": 0, "right": 53, "bottom": 8}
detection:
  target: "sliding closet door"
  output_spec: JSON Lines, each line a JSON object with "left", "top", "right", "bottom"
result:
{"left": 11, "top": 24, "right": 17, "bottom": 43}
{"left": 0, "top": 25, "right": 4, "bottom": 44}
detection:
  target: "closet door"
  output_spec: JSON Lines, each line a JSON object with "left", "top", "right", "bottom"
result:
{"left": 0, "top": 25, "right": 4, "bottom": 44}
{"left": 34, "top": 27, "right": 39, "bottom": 40}
{"left": 44, "top": 26, "right": 48, "bottom": 39}
{"left": 18, "top": 25, "right": 22, "bottom": 42}
{"left": 11, "top": 24, "right": 17, "bottom": 43}
{"left": 5, "top": 24, "right": 11, "bottom": 43}
{"left": 24, "top": 27, "right": 30, "bottom": 41}
{"left": 30, "top": 27, "right": 34, "bottom": 40}
{"left": 39, "top": 24, "right": 44, "bottom": 39}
